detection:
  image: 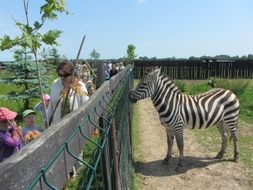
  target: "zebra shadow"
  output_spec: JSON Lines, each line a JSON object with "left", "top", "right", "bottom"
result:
{"left": 133, "top": 156, "right": 233, "bottom": 176}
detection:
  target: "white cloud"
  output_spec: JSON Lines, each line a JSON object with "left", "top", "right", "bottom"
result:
{"left": 146, "top": 43, "right": 155, "bottom": 46}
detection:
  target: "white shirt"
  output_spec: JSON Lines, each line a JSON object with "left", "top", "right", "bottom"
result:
{"left": 47, "top": 78, "right": 89, "bottom": 125}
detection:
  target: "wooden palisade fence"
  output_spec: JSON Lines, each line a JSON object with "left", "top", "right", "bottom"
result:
{"left": 132, "top": 59, "right": 253, "bottom": 79}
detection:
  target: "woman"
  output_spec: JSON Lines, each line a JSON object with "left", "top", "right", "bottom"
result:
{"left": 47, "top": 60, "right": 89, "bottom": 126}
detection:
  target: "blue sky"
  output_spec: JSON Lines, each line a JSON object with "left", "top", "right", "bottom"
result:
{"left": 0, "top": 0, "right": 253, "bottom": 61}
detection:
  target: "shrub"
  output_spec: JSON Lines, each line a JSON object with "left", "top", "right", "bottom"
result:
{"left": 188, "top": 83, "right": 211, "bottom": 95}
{"left": 215, "top": 79, "right": 250, "bottom": 96}
{"left": 174, "top": 80, "right": 187, "bottom": 92}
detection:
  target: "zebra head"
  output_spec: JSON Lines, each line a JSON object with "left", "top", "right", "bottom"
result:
{"left": 129, "top": 67, "right": 161, "bottom": 103}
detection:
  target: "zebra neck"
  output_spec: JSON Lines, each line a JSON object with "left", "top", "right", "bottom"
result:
{"left": 151, "top": 75, "right": 181, "bottom": 109}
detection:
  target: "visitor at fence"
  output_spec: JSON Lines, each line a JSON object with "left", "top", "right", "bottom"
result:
{"left": 81, "top": 63, "right": 91, "bottom": 83}
{"left": 86, "top": 78, "right": 94, "bottom": 88}
{"left": 47, "top": 60, "right": 89, "bottom": 126}
{"left": 22, "top": 109, "right": 43, "bottom": 145}
{"left": 108, "top": 60, "right": 112, "bottom": 70}
{"left": 34, "top": 94, "right": 50, "bottom": 128}
{"left": 118, "top": 62, "right": 125, "bottom": 72}
{"left": 0, "top": 107, "right": 22, "bottom": 162}
{"left": 104, "top": 62, "right": 110, "bottom": 79}
{"left": 46, "top": 60, "right": 89, "bottom": 177}
{"left": 87, "top": 84, "right": 99, "bottom": 136}
{"left": 87, "top": 84, "right": 95, "bottom": 96}
{"left": 115, "top": 62, "right": 119, "bottom": 71}
{"left": 110, "top": 64, "right": 118, "bottom": 78}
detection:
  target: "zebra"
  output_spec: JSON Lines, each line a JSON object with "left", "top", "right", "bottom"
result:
{"left": 129, "top": 67, "right": 239, "bottom": 171}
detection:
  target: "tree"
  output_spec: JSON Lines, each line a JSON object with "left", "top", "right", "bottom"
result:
{"left": 0, "top": 49, "right": 50, "bottom": 111}
{"left": 39, "top": 47, "right": 51, "bottom": 62}
{"left": 126, "top": 44, "right": 137, "bottom": 63}
{"left": 90, "top": 49, "right": 100, "bottom": 60}
{"left": 138, "top": 56, "right": 149, "bottom": 60}
{"left": 247, "top": 54, "right": 253, "bottom": 59}
{"left": 0, "top": 0, "right": 69, "bottom": 123}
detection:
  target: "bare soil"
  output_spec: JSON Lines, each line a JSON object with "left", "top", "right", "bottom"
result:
{"left": 136, "top": 98, "right": 253, "bottom": 190}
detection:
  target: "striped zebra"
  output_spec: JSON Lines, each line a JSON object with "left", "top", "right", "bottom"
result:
{"left": 129, "top": 67, "right": 239, "bottom": 171}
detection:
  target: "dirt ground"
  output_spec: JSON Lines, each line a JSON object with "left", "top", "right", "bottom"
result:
{"left": 136, "top": 98, "right": 253, "bottom": 190}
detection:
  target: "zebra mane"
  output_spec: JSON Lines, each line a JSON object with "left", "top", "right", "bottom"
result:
{"left": 145, "top": 66, "right": 159, "bottom": 75}
{"left": 157, "top": 69, "right": 182, "bottom": 94}
{"left": 144, "top": 67, "right": 182, "bottom": 94}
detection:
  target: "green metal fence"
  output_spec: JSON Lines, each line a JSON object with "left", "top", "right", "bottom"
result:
{"left": 0, "top": 65, "right": 134, "bottom": 190}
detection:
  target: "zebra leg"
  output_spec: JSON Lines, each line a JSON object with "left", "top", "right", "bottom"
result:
{"left": 228, "top": 126, "right": 239, "bottom": 162}
{"left": 175, "top": 130, "right": 184, "bottom": 172}
{"left": 214, "top": 121, "right": 228, "bottom": 159}
{"left": 162, "top": 128, "right": 174, "bottom": 165}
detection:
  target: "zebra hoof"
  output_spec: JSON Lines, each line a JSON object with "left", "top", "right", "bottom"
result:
{"left": 233, "top": 152, "right": 239, "bottom": 162}
{"left": 214, "top": 153, "right": 223, "bottom": 159}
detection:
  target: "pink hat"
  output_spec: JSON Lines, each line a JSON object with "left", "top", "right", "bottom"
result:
{"left": 42, "top": 94, "right": 50, "bottom": 101}
{"left": 0, "top": 107, "right": 17, "bottom": 121}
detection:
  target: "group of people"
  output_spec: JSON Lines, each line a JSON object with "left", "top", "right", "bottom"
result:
{"left": 104, "top": 61, "right": 126, "bottom": 79}
{"left": 0, "top": 107, "right": 43, "bottom": 162}
{"left": 0, "top": 60, "right": 98, "bottom": 174}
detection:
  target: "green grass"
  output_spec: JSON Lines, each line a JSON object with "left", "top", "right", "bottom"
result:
{"left": 184, "top": 79, "right": 253, "bottom": 179}
{"left": 131, "top": 78, "right": 253, "bottom": 188}
{"left": 62, "top": 133, "right": 101, "bottom": 190}
{"left": 131, "top": 103, "right": 142, "bottom": 190}
{"left": 0, "top": 70, "right": 58, "bottom": 128}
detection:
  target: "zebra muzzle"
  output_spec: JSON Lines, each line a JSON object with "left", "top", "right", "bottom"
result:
{"left": 128, "top": 91, "right": 137, "bottom": 103}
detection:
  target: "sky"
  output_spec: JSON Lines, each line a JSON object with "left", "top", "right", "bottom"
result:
{"left": 0, "top": 0, "right": 253, "bottom": 61}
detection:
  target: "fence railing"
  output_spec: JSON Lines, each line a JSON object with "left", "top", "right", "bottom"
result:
{"left": 0, "top": 65, "right": 134, "bottom": 190}
{"left": 132, "top": 59, "right": 253, "bottom": 79}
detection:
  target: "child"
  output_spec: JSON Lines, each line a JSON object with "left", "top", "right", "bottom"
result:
{"left": 87, "top": 84, "right": 95, "bottom": 96}
{"left": 86, "top": 85, "right": 98, "bottom": 136}
{"left": 22, "top": 109, "right": 44, "bottom": 145}
{"left": 34, "top": 94, "right": 50, "bottom": 127}
{"left": 0, "top": 107, "right": 22, "bottom": 162}
{"left": 86, "top": 79, "right": 93, "bottom": 88}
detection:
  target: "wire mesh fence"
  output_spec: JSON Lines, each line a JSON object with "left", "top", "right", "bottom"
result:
{"left": 0, "top": 65, "right": 135, "bottom": 190}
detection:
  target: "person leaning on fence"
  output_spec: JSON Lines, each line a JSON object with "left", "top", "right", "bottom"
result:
{"left": 46, "top": 60, "right": 89, "bottom": 177}
{"left": 118, "top": 62, "right": 125, "bottom": 72}
{"left": 46, "top": 60, "right": 89, "bottom": 126}
{"left": 0, "top": 107, "right": 22, "bottom": 162}
{"left": 109, "top": 64, "right": 118, "bottom": 78}
{"left": 33, "top": 94, "right": 50, "bottom": 128}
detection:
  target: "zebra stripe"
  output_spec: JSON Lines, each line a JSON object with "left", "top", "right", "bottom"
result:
{"left": 129, "top": 67, "right": 239, "bottom": 171}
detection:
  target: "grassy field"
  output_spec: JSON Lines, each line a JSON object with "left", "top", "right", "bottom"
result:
{"left": 0, "top": 69, "right": 57, "bottom": 127}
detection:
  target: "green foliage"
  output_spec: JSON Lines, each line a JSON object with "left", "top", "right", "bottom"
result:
{"left": 174, "top": 80, "right": 187, "bottom": 92}
{"left": 126, "top": 44, "right": 137, "bottom": 63}
{"left": 0, "top": 50, "right": 51, "bottom": 109}
{"left": 207, "top": 77, "right": 221, "bottom": 88}
{"left": 215, "top": 79, "right": 250, "bottom": 96}
{"left": 187, "top": 83, "right": 211, "bottom": 95}
{"left": 0, "top": 1, "right": 69, "bottom": 51}
{"left": 0, "top": 0, "right": 69, "bottom": 117}
{"left": 90, "top": 49, "right": 100, "bottom": 60}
